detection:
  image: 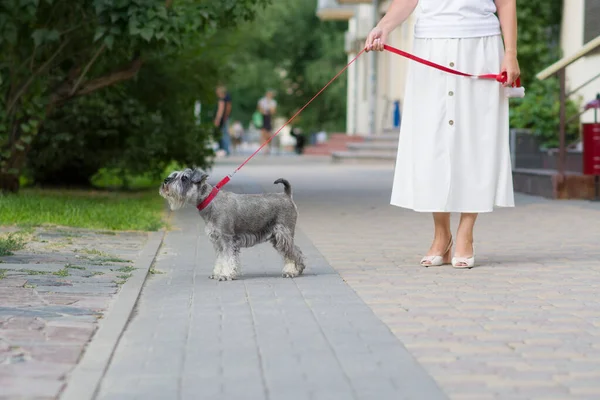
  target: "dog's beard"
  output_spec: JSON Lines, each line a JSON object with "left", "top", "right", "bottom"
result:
{"left": 166, "top": 195, "right": 186, "bottom": 211}
{"left": 159, "top": 181, "right": 188, "bottom": 210}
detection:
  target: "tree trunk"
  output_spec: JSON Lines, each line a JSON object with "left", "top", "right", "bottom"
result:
{"left": 0, "top": 117, "right": 41, "bottom": 193}
{"left": 0, "top": 173, "right": 20, "bottom": 194}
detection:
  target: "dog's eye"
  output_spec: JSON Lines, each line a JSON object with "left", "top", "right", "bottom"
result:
{"left": 182, "top": 175, "right": 189, "bottom": 182}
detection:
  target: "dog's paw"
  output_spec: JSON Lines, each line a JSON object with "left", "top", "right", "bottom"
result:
{"left": 209, "top": 274, "right": 235, "bottom": 281}
{"left": 282, "top": 270, "right": 302, "bottom": 278}
{"left": 282, "top": 263, "right": 303, "bottom": 278}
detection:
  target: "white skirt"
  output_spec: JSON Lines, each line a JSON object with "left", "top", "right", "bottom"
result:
{"left": 390, "top": 35, "right": 515, "bottom": 213}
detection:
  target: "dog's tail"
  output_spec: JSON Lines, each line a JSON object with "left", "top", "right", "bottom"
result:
{"left": 274, "top": 178, "right": 292, "bottom": 197}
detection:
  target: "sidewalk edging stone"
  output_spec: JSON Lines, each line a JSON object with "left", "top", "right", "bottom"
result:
{"left": 59, "top": 229, "right": 166, "bottom": 400}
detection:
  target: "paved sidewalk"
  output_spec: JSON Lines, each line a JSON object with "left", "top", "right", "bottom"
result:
{"left": 97, "top": 176, "right": 446, "bottom": 400}
{"left": 215, "top": 157, "right": 600, "bottom": 400}
{"left": 0, "top": 227, "right": 156, "bottom": 399}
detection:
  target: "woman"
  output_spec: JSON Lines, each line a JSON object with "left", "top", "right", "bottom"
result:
{"left": 257, "top": 90, "right": 277, "bottom": 153}
{"left": 365, "top": 0, "right": 520, "bottom": 268}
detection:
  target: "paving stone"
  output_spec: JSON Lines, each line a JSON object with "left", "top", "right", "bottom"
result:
{"left": 97, "top": 177, "right": 447, "bottom": 400}
{"left": 215, "top": 159, "right": 600, "bottom": 400}
{"left": 0, "top": 225, "right": 150, "bottom": 399}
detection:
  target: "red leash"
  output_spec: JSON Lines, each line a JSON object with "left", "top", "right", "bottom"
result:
{"left": 197, "top": 48, "right": 367, "bottom": 210}
{"left": 198, "top": 44, "right": 522, "bottom": 211}
{"left": 382, "top": 44, "right": 522, "bottom": 88}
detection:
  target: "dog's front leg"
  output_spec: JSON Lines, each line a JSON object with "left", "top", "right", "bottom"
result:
{"left": 208, "top": 236, "right": 239, "bottom": 281}
{"left": 218, "top": 244, "right": 240, "bottom": 281}
{"left": 209, "top": 241, "right": 225, "bottom": 280}
{"left": 207, "top": 230, "right": 228, "bottom": 280}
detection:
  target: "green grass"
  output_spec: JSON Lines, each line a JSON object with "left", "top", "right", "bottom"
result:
{"left": 0, "top": 233, "right": 27, "bottom": 256}
{"left": 52, "top": 267, "right": 70, "bottom": 277}
{"left": 0, "top": 269, "right": 6, "bottom": 279}
{"left": 79, "top": 249, "right": 131, "bottom": 263}
{"left": 0, "top": 188, "right": 165, "bottom": 231}
{"left": 22, "top": 269, "right": 48, "bottom": 275}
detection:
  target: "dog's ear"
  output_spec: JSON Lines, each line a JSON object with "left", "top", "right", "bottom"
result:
{"left": 190, "top": 169, "right": 208, "bottom": 185}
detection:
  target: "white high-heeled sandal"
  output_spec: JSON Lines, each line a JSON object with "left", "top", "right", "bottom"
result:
{"left": 452, "top": 245, "right": 475, "bottom": 269}
{"left": 420, "top": 238, "right": 453, "bottom": 267}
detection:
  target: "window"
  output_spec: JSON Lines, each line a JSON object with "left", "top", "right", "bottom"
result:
{"left": 584, "top": 0, "right": 600, "bottom": 46}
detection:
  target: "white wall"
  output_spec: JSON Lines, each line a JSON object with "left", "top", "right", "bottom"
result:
{"left": 561, "top": 0, "right": 600, "bottom": 123}
{"left": 345, "top": 3, "right": 416, "bottom": 135}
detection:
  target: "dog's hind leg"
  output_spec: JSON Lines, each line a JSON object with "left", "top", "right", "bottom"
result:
{"left": 271, "top": 226, "right": 305, "bottom": 278}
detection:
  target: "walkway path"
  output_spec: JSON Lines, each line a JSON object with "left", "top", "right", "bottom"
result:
{"left": 97, "top": 172, "right": 445, "bottom": 400}
{"left": 222, "top": 157, "right": 600, "bottom": 400}
{"left": 98, "top": 156, "right": 600, "bottom": 400}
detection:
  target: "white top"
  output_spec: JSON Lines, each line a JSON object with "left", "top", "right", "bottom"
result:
{"left": 258, "top": 97, "right": 277, "bottom": 115}
{"left": 414, "top": 0, "right": 501, "bottom": 39}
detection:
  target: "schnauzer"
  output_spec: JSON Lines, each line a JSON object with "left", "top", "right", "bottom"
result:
{"left": 159, "top": 168, "right": 305, "bottom": 281}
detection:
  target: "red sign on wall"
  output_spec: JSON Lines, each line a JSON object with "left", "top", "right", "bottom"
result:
{"left": 583, "top": 123, "right": 600, "bottom": 176}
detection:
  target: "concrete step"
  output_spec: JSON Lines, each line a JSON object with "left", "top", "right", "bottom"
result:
{"left": 346, "top": 142, "right": 398, "bottom": 152}
{"left": 328, "top": 133, "right": 365, "bottom": 142}
{"left": 303, "top": 147, "right": 337, "bottom": 156}
{"left": 363, "top": 133, "right": 398, "bottom": 142}
{"left": 331, "top": 151, "right": 396, "bottom": 163}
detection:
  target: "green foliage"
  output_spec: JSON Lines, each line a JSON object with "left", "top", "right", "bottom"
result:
{"left": 1, "top": 0, "right": 268, "bottom": 192}
{"left": 514, "top": 0, "right": 563, "bottom": 88}
{"left": 510, "top": 78, "right": 581, "bottom": 148}
{"left": 0, "top": 233, "right": 26, "bottom": 256}
{"left": 216, "top": 0, "right": 348, "bottom": 133}
{"left": 509, "top": 0, "right": 583, "bottom": 148}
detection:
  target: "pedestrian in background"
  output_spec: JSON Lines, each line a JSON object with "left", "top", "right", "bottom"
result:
{"left": 257, "top": 89, "right": 277, "bottom": 154}
{"left": 214, "top": 85, "right": 232, "bottom": 156}
{"left": 366, "top": 0, "right": 519, "bottom": 268}
{"left": 230, "top": 120, "right": 244, "bottom": 155}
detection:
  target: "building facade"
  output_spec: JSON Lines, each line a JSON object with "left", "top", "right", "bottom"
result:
{"left": 317, "top": 0, "right": 600, "bottom": 134}
{"left": 561, "top": 0, "right": 600, "bottom": 123}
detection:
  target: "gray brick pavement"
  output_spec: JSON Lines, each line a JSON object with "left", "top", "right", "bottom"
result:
{"left": 216, "top": 158, "right": 600, "bottom": 400}
{"left": 0, "top": 228, "right": 152, "bottom": 400}
{"left": 97, "top": 175, "right": 446, "bottom": 400}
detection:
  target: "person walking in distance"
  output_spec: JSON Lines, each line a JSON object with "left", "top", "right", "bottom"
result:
{"left": 365, "top": 0, "right": 520, "bottom": 268}
{"left": 257, "top": 89, "right": 277, "bottom": 154}
{"left": 214, "top": 85, "right": 232, "bottom": 156}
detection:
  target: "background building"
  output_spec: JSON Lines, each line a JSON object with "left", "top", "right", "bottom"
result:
{"left": 318, "top": 0, "right": 600, "bottom": 133}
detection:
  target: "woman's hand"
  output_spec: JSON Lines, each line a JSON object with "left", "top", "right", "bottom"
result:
{"left": 501, "top": 51, "right": 520, "bottom": 87}
{"left": 365, "top": 26, "right": 388, "bottom": 52}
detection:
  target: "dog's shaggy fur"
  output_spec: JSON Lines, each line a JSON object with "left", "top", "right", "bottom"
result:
{"left": 159, "top": 168, "right": 305, "bottom": 280}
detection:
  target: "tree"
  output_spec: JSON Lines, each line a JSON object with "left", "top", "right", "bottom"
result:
{"left": 0, "top": 0, "right": 267, "bottom": 193}
{"left": 215, "top": 0, "right": 348, "bottom": 134}
{"left": 509, "top": 0, "right": 580, "bottom": 147}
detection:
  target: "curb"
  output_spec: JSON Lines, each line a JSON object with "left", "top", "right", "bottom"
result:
{"left": 59, "top": 230, "right": 166, "bottom": 400}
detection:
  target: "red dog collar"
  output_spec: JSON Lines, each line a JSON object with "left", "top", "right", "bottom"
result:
{"left": 196, "top": 176, "right": 230, "bottom": 211}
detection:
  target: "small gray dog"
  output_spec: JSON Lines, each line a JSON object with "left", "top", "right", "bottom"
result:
{"left": 159, "top": 168, "right": 305, "bottom": 281}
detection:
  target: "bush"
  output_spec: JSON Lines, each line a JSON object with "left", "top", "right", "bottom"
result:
{"left": 510, "top": 78, "right": 581, "bottom": 149}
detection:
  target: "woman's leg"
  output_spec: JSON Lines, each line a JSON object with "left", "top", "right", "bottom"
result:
{"left": 260, "top": 128, "right": 270, "bottom": 153}
{"left": 455, "top": 213, "right": 477, "bottom": 261}
{"left": 423, "top": 212, "right": 452, "bottom": 263}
